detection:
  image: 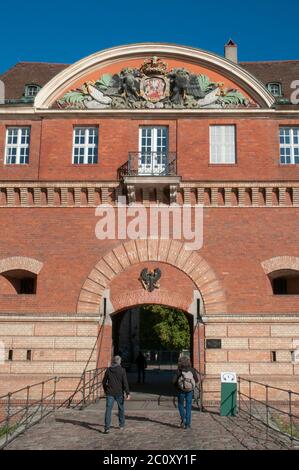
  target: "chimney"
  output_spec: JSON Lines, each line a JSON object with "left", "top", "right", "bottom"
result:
{"left": 224, "top": 39, "right": 238, "bottom": 63}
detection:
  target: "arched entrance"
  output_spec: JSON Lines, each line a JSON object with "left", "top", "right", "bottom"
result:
{"left": 94, "top": 260, "right": 206, "bottom": 372}
{"left": 111, "top": 304, "right": 194, "bottom": 367}
{"left": 77, "top": 240, "right": 227, "bottom": 373}
{"left": 95, "top": 288, "right": 205, "bottom": 372}
{"left": 111, "top": 304, "right": 195, "bottom": 396}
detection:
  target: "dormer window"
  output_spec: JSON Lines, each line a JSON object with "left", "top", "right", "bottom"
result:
{"left": 267, "top": 82, "right": 282, "bottom": 97}
{"left": 24, "top": 84, "right": 40, "bottom": 98}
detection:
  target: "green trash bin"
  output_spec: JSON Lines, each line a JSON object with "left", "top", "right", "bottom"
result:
{"left": 220, "top": 372, "right": 237, "bottom": 416}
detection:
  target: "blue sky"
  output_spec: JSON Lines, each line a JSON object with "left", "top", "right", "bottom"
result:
{"left": 0, "top": 0, "right": 298, "bottom": 74}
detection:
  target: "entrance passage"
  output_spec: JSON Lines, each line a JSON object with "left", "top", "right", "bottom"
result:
{"left": 111, "top": 304, "right": 193, "bottom": 397}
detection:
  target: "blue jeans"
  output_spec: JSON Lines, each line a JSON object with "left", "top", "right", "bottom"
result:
{"left": 104, "top": 394, "right": 125, "bottom": 430}
{"left": 178, "top": 391, "right": 193, "bottom": 427}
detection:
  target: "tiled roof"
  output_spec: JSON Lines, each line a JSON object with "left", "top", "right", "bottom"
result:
{"left": 0, "top": 60, "right": 299, "bottom": 106}
{"left": 240, "top": 60, "right": 299, "bottom": 103}
{"left": 0, "top": 62, "right": 69, "bottom": 102}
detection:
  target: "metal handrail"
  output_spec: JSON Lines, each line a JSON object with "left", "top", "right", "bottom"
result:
{"left": 0, "top": 376, "right": 56, "bottom": 400}
{"left": 0, "top": 376, "right": 59, "bottom": 449}
{"left": 59, "top": 367, "right": 106, "bottom": 410}
{"left": 193, "top": 369, "right": 205, "bottom": 412}
{"left": 62, "top": 311, "right": 107, "bottom": 409}
{"left": 118, "top": 151, "right": 177, "bottom": 179}
{"left": 0, "top": 367, "right": 106, "bottom": 449}
{"left": 238, "top": 376, "right": 299, "bottom": 446}
{"left": 0, "top": 363, "right": 204, "bottom": 448}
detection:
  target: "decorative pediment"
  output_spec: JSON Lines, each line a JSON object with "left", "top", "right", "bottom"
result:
{"left": 34, "top": 44, "right": 275, "bottom": 110}
{"left": 57, "top": 57, "right": 252, "bottom": 110}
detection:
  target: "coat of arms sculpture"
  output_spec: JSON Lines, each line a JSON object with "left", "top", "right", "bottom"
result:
{"left": 58, "top": 56, "right": 254, "bottom": 110}
{"left": 139, "top": 57, "right": 169, "bottom": 103}
{"left": 139, "top": 268, "right": 161, "bottom": 292}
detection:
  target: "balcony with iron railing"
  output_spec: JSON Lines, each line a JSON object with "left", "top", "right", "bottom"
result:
{"left": 117, "top": 152, "right": 180, "bottom": 203}
{"left": 118, "top": 151, "right": 179, "bottom": 180}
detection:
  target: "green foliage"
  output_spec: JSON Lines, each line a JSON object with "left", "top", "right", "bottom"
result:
{"left": 140, "top": 305, "right": 190, "bottom": 351}
{"left": 197, "top": 74, "right": 215, "bottom": 93}
{"left": 95, "top": 73, "right": 113, "bottom": 90}
{"left": 220, "top": 89, "right": 247, "bottom": 105}
{"left": 139, "top": 306, "right": 162, "bottom": 350}
{"left": 58, "top": 90, "right": 86, "bottom": 108}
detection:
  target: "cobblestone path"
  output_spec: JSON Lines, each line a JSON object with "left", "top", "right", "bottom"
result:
{"left": 6, "top": 401, "right": 291, "bottom": 450}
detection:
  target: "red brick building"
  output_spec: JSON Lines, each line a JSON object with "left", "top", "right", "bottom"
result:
{"left": 0, "top": 42, "right": 299, "bottom": 400}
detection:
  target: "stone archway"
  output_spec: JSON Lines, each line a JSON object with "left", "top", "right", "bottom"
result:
{"left": 77, "top": 239, "right": 227, "bottom": 315}
{"left": 77, "top": 240, "right": 226, "bottom": 371}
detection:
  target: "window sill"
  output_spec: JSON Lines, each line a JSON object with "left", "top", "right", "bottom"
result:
{"left": 272, "top": 294, "right": 299, "bottom": 297}
{"left": 71, "top": 164, "right": 99, "bottom": 166}
{"left": 0, "top": 293, "right": 37, "bottom": 297}
{"left": 208, "top": 163, "right": 237, "bottom": 167}
{"left": 3, "top": 164, "right": 30, "bottom": 167}
{"left": 278, "top": 164, "right": 299, "bottom": 166}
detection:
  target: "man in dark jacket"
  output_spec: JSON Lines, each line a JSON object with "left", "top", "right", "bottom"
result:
{"left": 135, "top": 351, "right": 147, "bottom": 383}
{"left": 103, "top": 355, "right": 130, "bottom": 434}
{"left": 173, "top": 356, "right": 198, "bottom": 429}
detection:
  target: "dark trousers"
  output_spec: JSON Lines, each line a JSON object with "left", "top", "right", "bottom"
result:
{"left": 104, "top": 394, "right": 125, "bottom": 430}
{"left": 137, "top": 367, "right": 145, "bottom": 383}
{"left": 178, "top": 391, "right": 193, "bottom": 428}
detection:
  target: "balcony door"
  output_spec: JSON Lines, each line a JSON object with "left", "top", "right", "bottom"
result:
{"left": 138, "top": 126, "right": 168, "bottom": 175}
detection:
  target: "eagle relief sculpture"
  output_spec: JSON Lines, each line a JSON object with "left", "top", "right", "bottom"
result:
{"left": 140, "top": 268, "right": 161, "bottom": 293}
{"left": 57, "top": 57, "right": 255, "bottom": 110}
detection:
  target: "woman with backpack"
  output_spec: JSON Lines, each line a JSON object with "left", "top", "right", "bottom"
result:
{"left": 172, "top": 356, "right": 199, "bottom": 429}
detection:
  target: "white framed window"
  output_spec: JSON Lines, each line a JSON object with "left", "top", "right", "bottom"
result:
{"left": 138, "top": 126, "right": 168, "bottom": 175}
{"left": 5, "top": 127, "right": 30, "bottom": 164}
{"left": 72, "top": 127, "right": 98, "bottom": 164}
{"left": 24, "top": 84, "right": 40, "bottom": 97}
{"left": 280, "top": 127, "right": 299, "bottom": 164}
{"left": 267, "top": 82, "right": 282, "bottom": 97}
{"left": 210, "top": 125, "right": 236, "bottom": 164}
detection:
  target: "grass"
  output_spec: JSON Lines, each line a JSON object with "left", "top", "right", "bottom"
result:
{"left": 271, "top": 414, "right": 299, "bottom": 440}
{"left": 0, "top": 423, "right": 19, "bottom": 438}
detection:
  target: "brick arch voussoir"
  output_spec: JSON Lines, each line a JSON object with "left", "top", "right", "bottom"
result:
{"left": 261, "top": 256, "right": 299, "bottom": 275}
{"left": 77, "top": 240, "right": 227, "bottom": 314}
{"left": 0, "top": 256, "right": 43, "bottom": 275}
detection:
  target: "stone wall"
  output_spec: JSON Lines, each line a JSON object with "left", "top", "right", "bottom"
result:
{"left": 0, "top": 316, "right": 98, "bottom": 396}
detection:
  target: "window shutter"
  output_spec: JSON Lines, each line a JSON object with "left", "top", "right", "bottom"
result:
{"left": 210, "top": 125, "right": 236, "bottom": 164}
